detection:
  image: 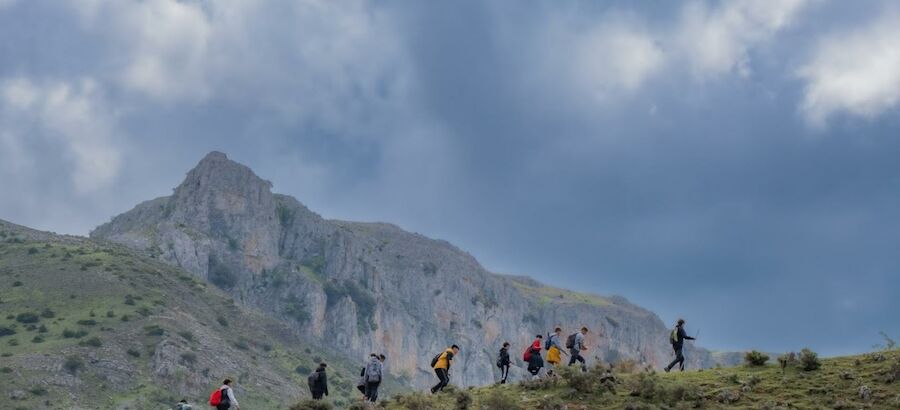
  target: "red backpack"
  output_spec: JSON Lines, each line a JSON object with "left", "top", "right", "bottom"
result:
{"left": 209, "top": 388, "right": 228, "bottom": 406}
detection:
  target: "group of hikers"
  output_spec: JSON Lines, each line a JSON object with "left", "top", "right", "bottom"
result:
{"left": 182, "top": 319, "right": 695, "bottom": 409}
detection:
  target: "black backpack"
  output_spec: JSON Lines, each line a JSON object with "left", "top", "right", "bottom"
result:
{"left": 544, "top": 333, "right": 552, "bottom": 351}
{"left": 430, "top": 352, "right": 442, "bottom": 368}
{"left": 565, "top": 333, "right": 577, "bottom": 349}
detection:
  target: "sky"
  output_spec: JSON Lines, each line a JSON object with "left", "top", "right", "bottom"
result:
{"left": 1, "top": 0, "right": 899, "bottom": 356}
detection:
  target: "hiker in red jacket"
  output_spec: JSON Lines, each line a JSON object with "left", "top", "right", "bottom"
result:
{"left": 524, "top": 335, "right": 544, "bottom": 378}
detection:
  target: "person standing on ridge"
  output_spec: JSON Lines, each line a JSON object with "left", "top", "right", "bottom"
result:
{"left": 363, "top": 353, "right": 384, "bottom": 402}
{"left": 567, "top": 327, "right": 590, "bottom": 372}
{"left": 525, "top": 334, "right": 544, "bottom": 378}
{"left": 431, "top": 345, "right": 459, "bottom": 394}
{"left": 308, "top": 362, "right": 328, "bottom": 400}
{"left": 546, "top": 327, "right": 567, "bottom": 375}
{"left": 497, "top": 342, "right": 511, "bottom": 384}
{"left": 212, "top": 379, "right": 239, "bottom": 410}
{"left": 665, "top": 319, "right": 696, "bottom": 372}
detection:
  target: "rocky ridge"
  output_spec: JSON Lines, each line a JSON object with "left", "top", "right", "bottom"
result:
{"left": 91, "top": 152, "right": 738, "bottom": 389}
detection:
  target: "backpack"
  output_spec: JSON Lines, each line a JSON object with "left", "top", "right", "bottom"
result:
{"left": 670, "top": 327, "right": 679, "bottom": 344}
{"left": 430, "top": 352, "right": 443, "bottom": 368}
{"left": 208, "top": 388, "right": 229, "bottom": 406}
{"left": 544, "top": 333, "right": 552, "bottom": 351}
{"left": 307, "top": 372, "right": 319, "bottom": 390}
{"left": 365, "top": 360, "right": 382, "bottom": 383}
{"left": 565, "top": 333, "right": 577, "bottom": 349}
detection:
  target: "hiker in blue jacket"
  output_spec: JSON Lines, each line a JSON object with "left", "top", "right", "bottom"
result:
{"left": 665, "top": 319, "right": 696, "bottom": 372}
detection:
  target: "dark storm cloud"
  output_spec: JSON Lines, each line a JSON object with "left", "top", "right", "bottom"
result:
{"left": 1, "top": 0, "right": 898, "bottom": 355}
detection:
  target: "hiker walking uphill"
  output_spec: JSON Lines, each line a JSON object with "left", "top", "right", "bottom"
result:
{"left": 525, "top": 335, "right": 545, "bottom": 378}
{"left": 208, "top": 379, "right": 239, "bottom": 410}
{"left": 363, "top": 354, "right": 385, "bottom": 402}
{"left": 497, "top": 342, "right": 511, "bottom": 384}
{"left": 307, "top": 362, "right": 328, "bottom": 400}
{"left": 665, "top": 319, "right": 696, "bottom": 372}
{"left": 431, "top": 345, "right": 459, "bottom": 394}
{"left": 546, "top": 327, "right": 568, "bottom": 375}
{"left": 567, "top": 327, "right": 590, "bottom": 372}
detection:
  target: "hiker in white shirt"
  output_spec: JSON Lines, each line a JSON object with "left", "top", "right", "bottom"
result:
{"left": 216, "top": 379, "right": 240, "bottom": 410}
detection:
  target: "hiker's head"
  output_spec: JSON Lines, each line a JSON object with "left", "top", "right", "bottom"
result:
{"left": 370, "top": 353, "right": 378, "bottom": 359}
{"left": 223, "top": 378, "right": 232, "bottom": 386}
{"left": 179, "top": 400, "right": 187, "bottom": 404}
{"left": 502, "top": 342, "right": 510, "bottom": 348}
{"left": 555, "top": 327, "right": 562, "bottom": 334}
{"left": 319, "top": 362, "right": 327, "bottom": 369}
{"left": 536, "top": 334, "right": 543, "bottom": 339}
{"left": 677, "top": 319, "right": 685, "bottom": 326}
{"left": 379, "top": 354, "right": 386, "bottom": 362}
{"left": 581, "top": 326, "right": 589, "bottom": 334}
{"left": 451, "top": 344, "right": 460, "bottom": 353}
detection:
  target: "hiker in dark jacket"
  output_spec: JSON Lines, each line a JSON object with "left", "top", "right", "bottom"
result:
{"left": 363, "top": 353, "right": 384, "bottom": 402}
{"left": 665, "top": 319, "right": 696, "bottom": 372}
{"left": 525, "top": 335, "right": 544, "bottom": 378}
{"left": 497, "top": 342, "right": 511, "bottom": 384}
{"left": 308, "top": 362, "right": 328, "bottom": 400}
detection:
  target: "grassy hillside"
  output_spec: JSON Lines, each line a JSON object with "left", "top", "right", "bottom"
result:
{"left": 361, "top": 350, "right": 900, "bottom": 410}
{"left": 0, "top": 220, "right": 381, "bottom": 410}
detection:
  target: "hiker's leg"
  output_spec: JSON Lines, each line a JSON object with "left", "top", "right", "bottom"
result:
{"left": 568, "top": 349, "right": 577, "bottom": 366}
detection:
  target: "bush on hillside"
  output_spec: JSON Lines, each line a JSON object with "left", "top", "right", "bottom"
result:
{"left": 390, "top": 391, "right": 442, "bottom": 410}
{"left": 799, "top": 348, "right": 821, "bottom": 371}
{"left": 15, "top": 312, "right": 39, "bottom": 324}
{"left": 289, "top": 400, "right": 332, "bottom": 410}
{"left": 0, "top": 327, "right": 15, "bottom": 337}
{"left": 744, "top": 350, "right": 770, "bottom": 366}
{"left": 62, "top": 329, "right": 88, "bottom": 339}
{"left": 40, "top": 308, "right": 55, "bottom": 318}
{"left": 63, "top": 356, "right": 84, "bottom": 374}
{"left": 558, "top": 364, "right": 617, "bottom": 395}
{"left": 477, "top": 387, "right": 523, "bottom": 410}
{"left": 78, "top": 337, "right": 102, "bottom": 347}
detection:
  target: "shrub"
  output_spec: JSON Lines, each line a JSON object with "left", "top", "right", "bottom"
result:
{"left": 216, "top": 316, "right": 229, "bottom": 327}
{"left": 799, "top": 348, "right": 821, "bottom": 371}
{"left": 12, "top": 281, "right": 23, "bottom": 287}
{"left": 180, "top": 352, "right": 197, "bottom": 366}
{"left": 283, "top": 295, "right": 311, "bottom": 323}
{"left": 288, "top": 400, "right": 333, "bottom": 410}
{"left": 79, "top": 337, "right": 102, "bottom": 347}
{"left": 38, "top": 325, "right": 47, "bottom": 333}
{"left": 614, "top": 359, "right": 640, "bottom": 373}
{"left": 76, "top": 320, "right": 97, "bottom": 326}
{"left": 294, "top": 365, "right": 311, "bottom": 375}
{"left": 0, "top": 327, "right": 15, "bottom": 337}
{"left": 64, "top": 356, "right": 85, "bottom": 374}
{"left": 40, "top": 309, "right": 55, "bottom": 319}
{"left": 15, "top": 312, "right": 40, "bottom": 324}
{"left": 106, "top": 310, "right": 115, "bottom": 318}
{"left": 208, "top": 256, "right": 238, "bottom": 289}
{"left": 778, "top": 352, "right": 797, "bottom": 372}
{"left": 178, "top": 331, "right": 194, "bottom": 342}
{"left": 62, "top": 329, "right": 88, "bottom": 339}
{"left": 31, "top": 335, "right": 44, "bottom": 343}
{"left": 477, "top": 387, "right": 523, "bottom": 410}
{"left": 0, "top": 367, "right": 11, "bottom": 373}
{"left": 745, "top": 350, "right": 770, "bottom": 366}
{"left": 124, "top": 295, "right": 136, "bottom": 305}
{"left": 8, "top": 338, "right": 19, "bottom": 346}
{"left": 27, "top": 247, "right": 39, "bottom": 254}
{"left": 120, "top": 315, "right": 130, "bottom": 322}
{"left": 144, "top": 325, "right": 164, "bottom": 336}
{"left": 391, "top": 392, "right": 442, "bottom": 410}
{"left": 628, "top": 371, "right": 662, "bottom": 399}
{"left": 126, "top": 349, "right": 141, "bottom": 358}
{"left": 29, "top": 387, "right": 47, "bottom": 396}
{"left": 558, "top": 364, "right": 617, "bottom": 395}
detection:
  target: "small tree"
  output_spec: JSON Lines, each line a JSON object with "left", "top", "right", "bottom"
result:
{"left": 799, "top": 348, "right": 821, "bottom": 371}
{"left": 744, "top": 350, "right": 769, "bottom": 366}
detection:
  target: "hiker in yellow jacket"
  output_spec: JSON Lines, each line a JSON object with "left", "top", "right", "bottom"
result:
{"left": 546, "top": 327, "right": 567, "bottom": 375}
{"left": 430, "top": 345, "right": 459, "bottom": 394}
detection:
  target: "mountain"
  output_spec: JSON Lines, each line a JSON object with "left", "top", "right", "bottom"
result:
{"left": 91, "top": 151, "right": 738, "bottom": 390}
{"left": 0, "top": 218, "right": 375, "bottom": 409}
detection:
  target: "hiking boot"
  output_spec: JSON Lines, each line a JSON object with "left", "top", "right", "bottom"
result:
{"left": 664, "top": 366, "right": 671, "bottom": 373}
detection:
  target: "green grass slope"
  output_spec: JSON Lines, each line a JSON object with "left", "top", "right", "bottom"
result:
{"left": 371, "top": 350, "right": 900, "bottom": 410}
{"left": 0, "top": 220, "right": 374, "bottom": 410}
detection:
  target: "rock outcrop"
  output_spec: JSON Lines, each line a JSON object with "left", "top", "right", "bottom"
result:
{"left": 92, "top": 152, "right": 735, "bottom": 389}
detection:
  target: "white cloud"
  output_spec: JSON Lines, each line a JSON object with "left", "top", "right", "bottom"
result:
{"left": 676, "top": 0, "right": 809, "bottom": 78}
{"left": 0, "top": 78, "right": 123, "bottom": 193}
{"left": 798, "top": 11, "right": 900, "bottom": 127}
{"left": 572, "top": 22, "right": 665, "bottom": 95}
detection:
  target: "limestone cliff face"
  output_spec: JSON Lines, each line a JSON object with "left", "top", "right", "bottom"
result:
{"left": 92, "top": 152, "right": 732, "bottom": 388}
